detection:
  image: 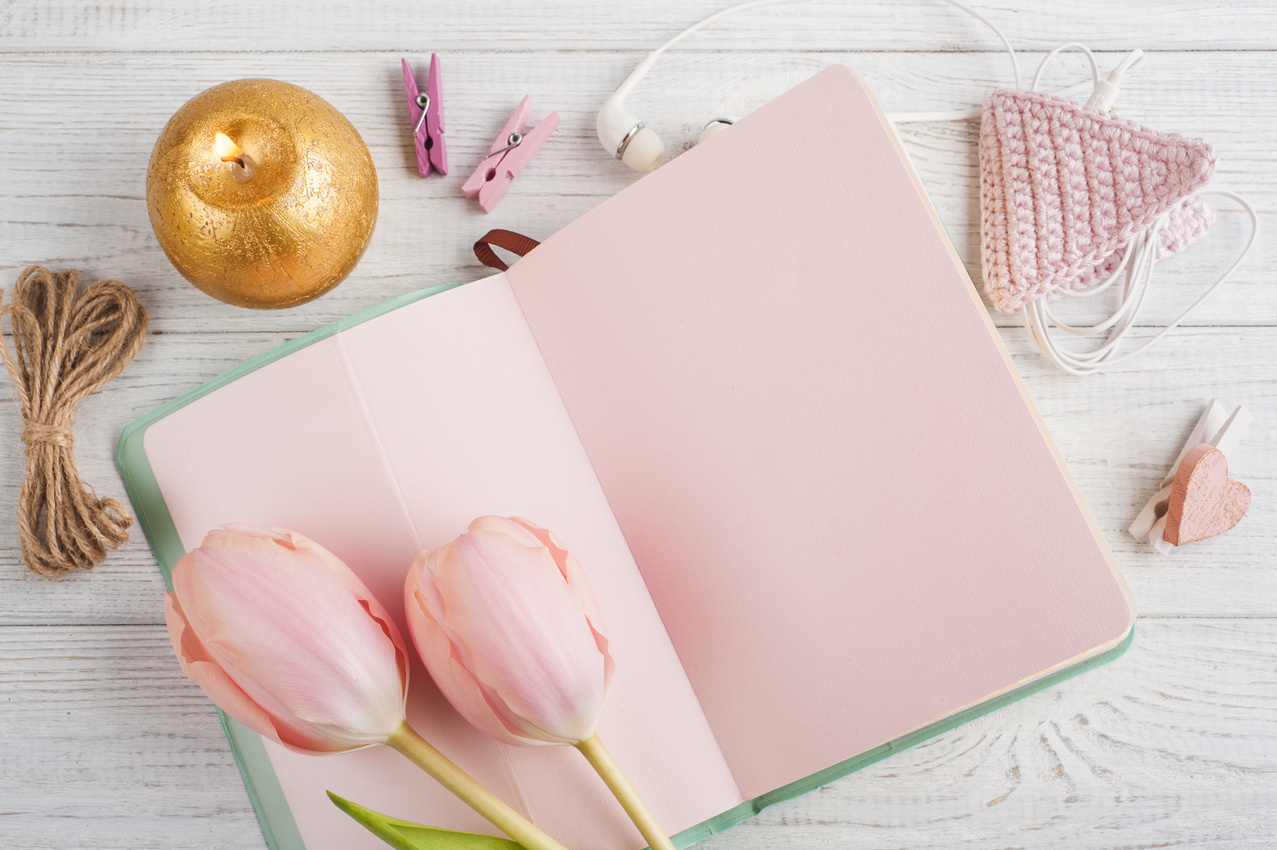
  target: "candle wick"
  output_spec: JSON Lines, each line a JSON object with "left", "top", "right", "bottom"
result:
{"left": 229, "top": 152, "right": 257, "bottom": 184}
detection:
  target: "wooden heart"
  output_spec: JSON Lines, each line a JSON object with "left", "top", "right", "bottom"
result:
{"left": 1163, "top": 443, "right": 1251, "bottom": 545}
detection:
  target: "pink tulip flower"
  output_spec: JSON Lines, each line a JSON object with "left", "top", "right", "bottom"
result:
{"left": 406, "top": 517, "right": 672, "bottom": 850}
{"left": 164, "top": 524, "right": 569, "bottom": 850}
{"left": 165, "top": 524, "right": 408, "bottom": 752}
{"left": 405, "top": 515, "right": 614, "bottom": 747}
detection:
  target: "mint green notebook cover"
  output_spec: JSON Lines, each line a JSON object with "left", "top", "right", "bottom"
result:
{"left": 117, "top": 283, "right": 1134, "bottom": 850}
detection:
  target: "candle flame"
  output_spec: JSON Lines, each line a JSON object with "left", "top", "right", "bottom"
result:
{"left": 215, "top": 132, "right": 243, "bottom": 162}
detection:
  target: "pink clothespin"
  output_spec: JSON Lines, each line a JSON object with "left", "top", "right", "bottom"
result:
{"left": 402, "top": 54, "right": 447, "bottom": 176}
{"left": 462, "top": 96, "right": 559, "bottom": 212}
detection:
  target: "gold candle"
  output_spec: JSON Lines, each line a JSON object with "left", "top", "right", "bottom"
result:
{"left": 146, "top": 79, "right": 378, "bottom": 309}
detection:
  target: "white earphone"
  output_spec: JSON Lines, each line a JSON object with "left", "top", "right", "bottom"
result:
{"left": 596, "top": 51, "right": 670, "bottom": 172}
{"left": 596, "top": 0, "right": 1056, "bottom": 171}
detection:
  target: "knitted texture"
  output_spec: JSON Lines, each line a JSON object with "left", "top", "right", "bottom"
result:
{"left": 979, "top": 88, "right": 1217, "bottom": 313}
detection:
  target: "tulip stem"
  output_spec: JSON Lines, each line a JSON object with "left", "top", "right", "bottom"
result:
{"left": 388, "top": 722, "right": 570, "bottom": 850}
{"left": 575, "top": 733, "right": 676, "bottom": 850}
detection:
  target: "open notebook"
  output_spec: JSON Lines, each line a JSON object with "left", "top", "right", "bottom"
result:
{"left": 118, "top": 66, "right": 1135, "bottom": 850}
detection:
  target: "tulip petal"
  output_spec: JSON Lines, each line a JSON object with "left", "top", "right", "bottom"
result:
{"left": 271, "top": 527, "right": 412, "bottom": 704}
{"left": 511, "top": 519, "right": 616, "bottom": 694}
{"left": 467, "top": 515, "right": 544, "bottom": 549}
{"left": 359, "top": 598, "right": 410, "bottom": 696}
{"left": 214, "top": 525, "right": 410, "bottom": 687}
{"left": 217, "top": 523, "right": 292, "bottom": 544}
{"left": 406, "top": 581, "right": 551, "bottom": 748}
{"left": 171, "top": 531, "right": 406, "bottom": 752}
{"left": 406, "top": 552, "right": 531, "bottom": 745}
{"left": 165, "top": 592, "right": 284, "bottom": 745}
{"left": 276, "top": 528, "right": 410, "bottom": 659}
{"left": 431, "top": 530, "right": 606, "bottom": 744}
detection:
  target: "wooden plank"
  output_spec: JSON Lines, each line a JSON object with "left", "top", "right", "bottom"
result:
{"left": 0, "top": 618, "right": 1271, "bottom": 849}
{"left": 0, "top": 50, "right": 1272, "bottom": 333}
{"left": 0, "top": 625, "right": 267, "bottom": 849}
{"left": 0, "top": 327, "right": 1272, "bottom": 625}
{"left": 2, "top": 0, "right": 1276, "bottom": 53}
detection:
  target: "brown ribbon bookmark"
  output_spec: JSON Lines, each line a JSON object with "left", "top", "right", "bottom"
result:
{"left": 473, "top": 229, "right": 541, "bottom": 272}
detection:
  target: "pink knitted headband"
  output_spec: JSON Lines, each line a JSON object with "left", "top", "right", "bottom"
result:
{"left": 978, "top": 86, "right": 1217, "bottom": 314}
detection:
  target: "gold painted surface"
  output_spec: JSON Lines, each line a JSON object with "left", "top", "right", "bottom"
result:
{"left": 146, "top": 79, "right": 378, "bottom": 309}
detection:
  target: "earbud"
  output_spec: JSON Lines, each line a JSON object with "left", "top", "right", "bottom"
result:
{"left": 597, "top": 53, "right": 667, "bottom": 173}
{"left": 596, "top": 101, "right": 665, "bottom": 173}
{"left": 697, "top": 119, "right": 734, "bottom": 144}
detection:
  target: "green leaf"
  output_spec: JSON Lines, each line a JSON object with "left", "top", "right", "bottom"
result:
{"left": 327, "top": 792, "right": 525, "bottom": 850}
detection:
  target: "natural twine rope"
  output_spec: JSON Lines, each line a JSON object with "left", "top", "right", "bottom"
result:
{"left": 0, "top": 266, "right": 148, "bottom": 579}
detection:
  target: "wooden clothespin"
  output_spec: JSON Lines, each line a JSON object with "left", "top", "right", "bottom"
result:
{"left": 402, "top": 55, "right": 447, "bottom": 177}
{"left": 1129, "top": 399, "right": 1251, "bottom": 553}
{"left": 461, "top": 96, "right": 559, "bottom": 212}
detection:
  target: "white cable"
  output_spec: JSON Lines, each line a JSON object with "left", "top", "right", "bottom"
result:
{"left": 638, "top": 1, "right": 1128, "bottom": 122}
{"left": 1030, "top": 42, "right": 1099, "bottom": 92}
{"left": 637, "top": 0, "right": 1041, "bottom": 124}
{"left": 644, "top": 0, "right": 1021, "bottom": 90}
{"left": 889, "top": 79, "right": 1094, "bottom": 122}
{"left": 922, "top": 45, "right": 1133, "bottom": 126}
{"left": 1020, "top": 191, "right": 1258, "bottom": 376}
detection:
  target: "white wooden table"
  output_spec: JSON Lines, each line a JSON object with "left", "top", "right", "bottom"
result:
{"left": 2, "top": 2, "right": 1274, "bottom": 847}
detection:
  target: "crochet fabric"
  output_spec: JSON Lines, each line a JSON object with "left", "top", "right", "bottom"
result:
{"left": 979, "top": 88, "right": 1217, "bottom": 314}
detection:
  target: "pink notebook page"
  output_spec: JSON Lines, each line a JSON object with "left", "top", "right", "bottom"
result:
{"left": 506, "top": 66, "right": 1135, "bottom": 800}
{"left": 144, "top": 276, "right": 742, "bottom": 849}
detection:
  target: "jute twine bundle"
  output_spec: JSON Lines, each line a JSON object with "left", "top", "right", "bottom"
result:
{"left": 0, "top": 266, "right": 148, "bottom": 578}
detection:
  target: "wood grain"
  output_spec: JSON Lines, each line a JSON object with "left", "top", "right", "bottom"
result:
{"left": 2, "top": 1, "right": 1276, "bottom": 52}
{"left": 2, "top": 3, "right": 1274, "bottom": 848}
